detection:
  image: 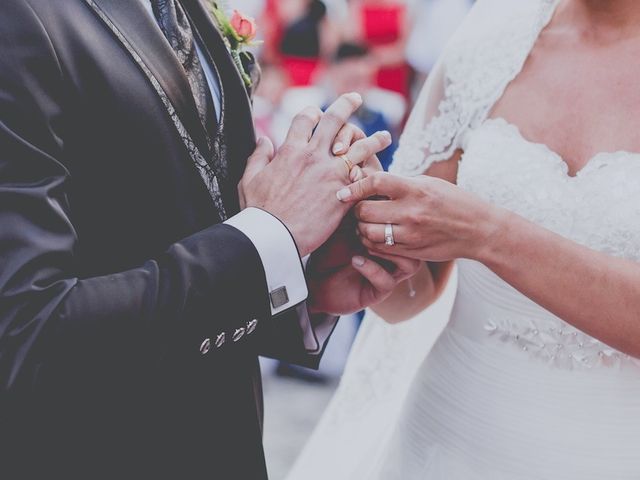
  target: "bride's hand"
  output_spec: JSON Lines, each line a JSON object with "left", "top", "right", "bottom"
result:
{"left": 337, "top": 172, "right": 507, "bottom": 262}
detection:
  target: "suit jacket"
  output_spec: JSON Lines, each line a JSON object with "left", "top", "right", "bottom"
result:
{"left": 0, "top": 1, "right": 336, "bottom": 478}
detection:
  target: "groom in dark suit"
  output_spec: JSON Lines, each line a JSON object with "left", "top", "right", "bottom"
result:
{"left": 0, "top": 0, "right": 420, "bottom": 478}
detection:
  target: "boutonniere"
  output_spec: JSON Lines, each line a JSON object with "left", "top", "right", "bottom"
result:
{"left": 207, "top": 1, "right": 261, "bottom": 88}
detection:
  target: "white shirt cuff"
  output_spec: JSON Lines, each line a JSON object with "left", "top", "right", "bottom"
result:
{"left": 225, "top": 207, "right": 308, "bottom": 315}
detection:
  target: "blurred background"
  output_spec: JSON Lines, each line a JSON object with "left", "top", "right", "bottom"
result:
{"left": 231, "top": 0, "right": 474, "bottom": 477}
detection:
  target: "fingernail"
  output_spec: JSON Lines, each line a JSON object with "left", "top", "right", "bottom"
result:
{"left": 379, "top": 130, "right": 392, "bottom": 141}
{"left": 348, "top": 92, "right": 363, "bottom": 104}
{"left": 350, "top": 166, "right": 363, "bottom": 183}
{"left": 256, "top": 136, "right": 264, "bottom": 146}
{"left": 336, "top": 188, "right": 352, "bottom": 201}
{"left": 333, "top": 142, "right": 345, "bottom": 154}
{"left": 352, "top": 256, "right": 366, "bottom": 267}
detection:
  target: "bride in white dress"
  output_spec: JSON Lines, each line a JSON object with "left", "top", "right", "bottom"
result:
{"left": 287, "top": 0, "right": 640, "bottom": 478}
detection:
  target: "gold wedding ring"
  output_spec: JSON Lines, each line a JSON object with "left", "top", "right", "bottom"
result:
{"left": 384, "top": 223, "right": 395, "bottom": 246}
{"left": 340, "top": 154, "right": 355, "bottom": 175}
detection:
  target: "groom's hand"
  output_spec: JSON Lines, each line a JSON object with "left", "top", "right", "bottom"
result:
{"left": 304, "top": 139, "right": 399, "bottom": 315}
{"left": 307, "top": 217, "right": 421, "bottom": 315}
{"left": 240, "top": 93, "right": 392, "bottom": 257}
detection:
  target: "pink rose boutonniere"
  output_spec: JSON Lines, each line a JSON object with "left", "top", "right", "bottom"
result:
{"left": 230, "top": 10, "right": 257, "bottom": 42}
{"left": 207, "top": 2, "right": 261, "bottom": 87}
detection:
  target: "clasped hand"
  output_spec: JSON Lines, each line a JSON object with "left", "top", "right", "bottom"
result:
{"left": 238, "top": 93, "right": 422, "bottom": 316}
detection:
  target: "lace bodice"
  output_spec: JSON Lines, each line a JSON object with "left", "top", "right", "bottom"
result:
{"left": 460, "top": 118, "right": 640, "bottom": 262}
{"left": 452, "top": 118, "right": 640, "bottom": 370}
{"left": 390, "top": 0, "right": 558, "bottom": 177}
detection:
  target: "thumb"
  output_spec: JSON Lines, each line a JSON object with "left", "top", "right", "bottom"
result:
{"left": 351, "top": 255, "right": 395, "bottom": 301}
{"left": 243, "top": 136, "right": 275, "bottom": 183}
{"left": 336, "top": 171, "right": 398, "bottom": 203}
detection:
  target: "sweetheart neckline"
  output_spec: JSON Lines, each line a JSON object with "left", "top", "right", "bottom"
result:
{"left": 477, "top": 117, "right": 640, "bottom": 179}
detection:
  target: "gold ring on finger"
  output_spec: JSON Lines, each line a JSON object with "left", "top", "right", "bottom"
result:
{"left": 340, "top": 154, "right": 355, "bottom": 174}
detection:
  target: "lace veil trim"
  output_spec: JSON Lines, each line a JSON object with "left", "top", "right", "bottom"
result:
{"left": 390, "top": 0, "right": 559, "bottom": 177}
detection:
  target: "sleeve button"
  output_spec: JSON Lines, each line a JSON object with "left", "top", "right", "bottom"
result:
{"left": 232, "top": 327, "right": 246, "bottom": 342}
{"left": 200, "top": 338, "right": 211, "bottom": 355}
{"left": 215, "top": 332, "right": 226, "bottom": 348}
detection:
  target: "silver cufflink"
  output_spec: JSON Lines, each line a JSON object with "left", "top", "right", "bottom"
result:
{"left": 215, "top": 332, "right": 226, "bottom": 348}
{"left": 270, "top": 286, "right": 289, "bottom": 309}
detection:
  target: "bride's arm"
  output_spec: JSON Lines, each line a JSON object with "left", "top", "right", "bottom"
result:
{"left": 370, "top": 261, "right": 454, "bottom": 323}
{"left": 366, "top": 0, "right": 489, "bottom": 323}
{"left": 342, "top": 170, "right": 640, "bottom": 358}
{"left": 369, "top": 151, "right": 460, "bottom": 323}
{"left": 477, "top": 208, "right": 640, "bottom": 358}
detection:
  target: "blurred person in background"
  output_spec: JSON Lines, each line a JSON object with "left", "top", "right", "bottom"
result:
{"left": 252, "top": 63, "right": 291, "bottom": 142}
{"left": 254, "top": 40, "right": 406, "bottom": 153}
{"left": 279, "top": 0, "right": 328, "bottom": 85}
{"left": 343, "top": 0, "right": 414, "bottom": 99}
{"left": 262, "top": 0, "right": 337, "bottom": 86}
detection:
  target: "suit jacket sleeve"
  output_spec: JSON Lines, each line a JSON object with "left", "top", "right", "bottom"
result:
{"left": 228, "top": 212, "right": 339, "bottom": 370}
{"left": 0, "top": 0, "right": 271, "bottom": 395}
{"left": 259, "top": 305, "right": 339, "bottom": 370}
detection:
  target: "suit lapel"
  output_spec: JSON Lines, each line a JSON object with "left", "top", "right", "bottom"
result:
{"left": 84, "top": 0, "right": 227, "bottom": 220}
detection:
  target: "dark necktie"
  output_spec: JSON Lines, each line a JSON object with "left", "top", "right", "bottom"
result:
{"left": 151, "top": 0, "right": 216, "bottom": 135}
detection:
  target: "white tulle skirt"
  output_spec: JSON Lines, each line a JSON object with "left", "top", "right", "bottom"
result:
{"left": 285, "top": 274, "right": 457, "bottom": 480}
{"left": 375, "top": 327, "right": 640, "bottom": 479}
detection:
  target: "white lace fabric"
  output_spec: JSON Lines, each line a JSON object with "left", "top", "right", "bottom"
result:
{"left": 287, "top": 1, "right": 640, "bottom": 478}
{"left": 391, "top": 0, "right": 558, "bottom": 177}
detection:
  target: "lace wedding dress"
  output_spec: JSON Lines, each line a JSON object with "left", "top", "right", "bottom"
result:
{"left": 286, "top": 0, "right": 640, "bottom": 478}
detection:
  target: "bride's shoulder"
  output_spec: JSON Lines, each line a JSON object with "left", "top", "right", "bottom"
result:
{"left": 389, "top": 0, "right": 552, "bottom": 177}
